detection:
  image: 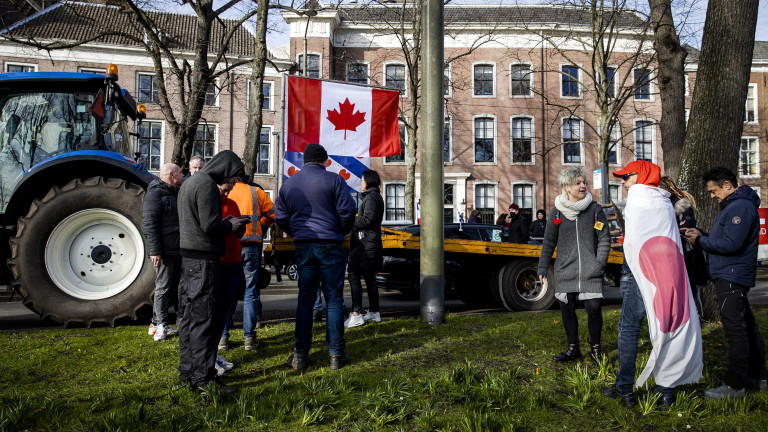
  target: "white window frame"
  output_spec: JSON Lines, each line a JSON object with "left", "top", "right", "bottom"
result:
{"left": 560, "top": 63, "right": 582, "bottom": 99}
{"left": 510, "top": 114, "right": 535, "bottom": 165}
{"left": 597, "top": 65, "right": 618, "bottom": 99}
{"left": 443, "top": 64, "right": 452, "bottom": 98}
{"left": 137, "top": 119, "right": 165, "bottom": 172}
{"left": 346, "top": 61, "right": 369, "bottom": 85}
{"left": 384, "top": 120, "right": 407, "bottom": 165}
{"left": 443, "top": 116, "right": 452, "bottom": 165}
{"left": 608, "top": 182, "right": 623, "bottom": 202}
{"left": 254, "top": 125, "right": 273, "bottom": 176}
{"left": 684, "top": 74, "right": 690, "bottom": 97}
{"left": 511, "top": 181, "right": 536, "bottom": 216}
{"left": 472, "top": 62, "right": 496, "bottom": 98}
{"left": 136, "top": 71, "right": 159, "bottom": 103}
{"left": 246, "top": 79, "right": 274, "bottom": 111}
{"left": 78, "top": 67, "right": 105, "bottom": 74}
{"left": 204, "top": 78, "right": 220, "bottom": 107}
{"left": 745, "top": 83, "right": 758, "bottom": 124}
{"left": 561, "top": 117, "right": 584, "bottom": 165}
{"left": 443, "top": 183, "right": 456, "bottom": 223}
{"left": 383, "top": 181, "right": 407, "bottom": 221}
{"left": 739, "top": 136, "right": 760, "bottom": 178}
{"left": 633, "top": 67, "right": 654, "bottom": 102}
{"left": 509, "top": 62, "right": 534, "bottom": 98}
{"left": 598, "top": 121, "right": 622, "bottom": 167}
{"left": 473, "top": 114, "right": 497, "bottom": 165}
{"left": 192, "top": 122, "right": 219, "bottom": 161}
{"left": 297, "top": 52, "right": 322, "bottom": 78}
{"left": 474, "top": 181, "right": 498, "bottom": 224}
{"left": 383, "top": 61, "right": 407, "bottom": 97}
{"left": 4, "top": 62, "right": 37, "bottom": 72}
{"left": 633, "top": 118, "right": 656, "bottom": 163}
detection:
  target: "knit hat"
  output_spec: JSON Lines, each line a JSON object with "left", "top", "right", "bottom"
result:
{"left": 612, "top": 160, "right": 661, "bottom": 187}
{"left": 509, "top": 203, "right": 520, "bottom": 211}
{"left": 303, "top": 143, "right": 328, "bottom": 164}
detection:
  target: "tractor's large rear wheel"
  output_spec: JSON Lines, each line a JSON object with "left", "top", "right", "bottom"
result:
{"left": 8, "top": 177, "right": 154, "bottom": 326}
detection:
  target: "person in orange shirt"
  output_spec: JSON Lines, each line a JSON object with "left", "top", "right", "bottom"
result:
{"left": 223, "top": 176, "right": 275, "bottom": 351}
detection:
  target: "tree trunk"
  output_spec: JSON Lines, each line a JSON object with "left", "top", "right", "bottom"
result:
{"left": 648, "top": 0, "right": 687, "bottom": 181}
{"left": 244, "top": 0, "right": 269, "bottom": 177}
{"left": 404, "top": 3, "right": 422, "bottom": 222}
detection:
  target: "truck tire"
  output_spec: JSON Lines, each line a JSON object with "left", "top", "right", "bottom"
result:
{"left": 8, "top": 177, "right": 154, "bottom": 326}
{"left": 497, "top": 260, "right": 555, "bottom": 311}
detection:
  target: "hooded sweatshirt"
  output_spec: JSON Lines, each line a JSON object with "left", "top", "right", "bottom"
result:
{"left": 178, "top": 150, "right": 245, "bottom": 260}
{"left": 696, "top": 185, "right": 761, "bottom": 287}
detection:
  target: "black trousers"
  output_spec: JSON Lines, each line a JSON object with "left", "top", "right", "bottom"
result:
{"left": 348, "top": 269, "right": 379, "bottom": 314}
{"left": 178, "top": 258, "right": 228, "bottom": 387}
{"left": 714, "top": 279, "right": 767, "bottom": 390}
{"left": 559, "top": 293, "right": 603, "bottom": 346}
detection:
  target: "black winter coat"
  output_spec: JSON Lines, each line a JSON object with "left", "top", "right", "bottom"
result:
{"left": 507, "top": 213, "right": 530, "bottom": 244}
{"left": 142, "top": 178, "right": 181, "bottom": 256}
{"left": 348, "top": 188, "right": 384, "bottom": 272}
{"left": 529, "top": 219, "right": 546, "bottom": 238}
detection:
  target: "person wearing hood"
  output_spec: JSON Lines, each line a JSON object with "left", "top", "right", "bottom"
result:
{"left": 602, "top": 161, "right": 703, "bottom": 407}
{"left": 684, "top": 166, "right": 767, "bottom": 399}
{"left": 177, "top": 150, "right": 249, "bottom": 395}
{"left": 142, "top": 163, "right": 184, "bottom": 341}
{"left": 506, "top": 203, "right": 529, "bottom": 244}
{"left": 528, "top": 209, "right": 546, "bottom": 245}
{"left": 537, "top": 167, "right": 610, "bottom": 364}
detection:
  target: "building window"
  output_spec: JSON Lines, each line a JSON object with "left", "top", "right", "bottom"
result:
{"left": 192, "top": 124, "right": 217, "bottom": 161}
{"left": 634, "top": 120, "right": 653, "bottom": 161}
{"left": 561, "top": 65, "right": 580, "bottom": 97}
{"left": 739, "top": 137, "right": 759, "bottom": 177}
{"left": 385, "top": 184, "right": 406, "bottom": 220}
{"left": 78, "top": 67, "right": 105, "bottom": 74}
{"left": 512, "top": 183, "right": 534, "bottom": 221}
{"left": 510, "top": 64, "right": 532, "bottom": 96}
{"left": 262, "top": 82, "right": 272, "bottom": 110}
{"left": 745, "top": 84, "right": 757, "bottom": 123}
{"left": 256, "top": 127, "right": 272, "bottom": 174}
{"left": 609, "top": 184, "right": 621, "bottom": 202}
{"left": 386, "top": 122, "right": 406, "bottom": 163}
{"left": 601, "top": 122, "right": 620, "bottom": 164}
{"left": 298, "top": 54, "right": 320, "bottom": 78}
{"left": 684, "top": 74, "right": 690, "bottom": 96}
{"left": 137, "top": 121, "right": 163, "bottom": 171}
{"left": 444, "top": 184, "right": 454, "bottom": 223}
{"left": 475, "top": 184, "right": 496, "bottom": 224}
{"left": 137, "top": 72, "right": 159, "bottom": 103}
{"left": 204, "top": 82, "right": 218, "bottom": 107}
{"left": 634, "top": 68, "right": 652, "bottom": 100}
{"left": 474, "top": 117, "right": 495, "bottom": 163}
{"left": 385, "top": 64, "right": 406, "bottom": 94}
{"left": 443, "top": 118, "right": 451, "bottom": 163}
{"left": 444, "top": 65, "right": 451, "bottom": 96}
{"left": 5, "top": 63, "right": 36, "bottom": 72}
{"left": 473, "top": 64, "right": 494, "bottom": 96}
{"left": 562, "top": 118, "right": 581, "bottom": 164}
{"left": 511, "top": 116, "right": 533, "bottom": 163}
{"left": 602, "top": 67, "right": 616, "bottom": 99}
{"left": 347, "top": 63, "right": 368, "bottom": 84}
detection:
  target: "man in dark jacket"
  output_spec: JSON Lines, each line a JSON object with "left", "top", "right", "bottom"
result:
{"left": 507, "top": 203, "right": 529, "bottom": 244}
{"left": 177, "top": 150, "right": 249, "bottom": 395}
{"left": 684, "top": 166, "right": 767, "bottom": 399}
{"left": 142, "top": 163, "right": 184, "bottom": 341}
{"left": 528, "top": 209, "right": 546, "bottom": 245}
{"left": 276, "top": 143, "right": 357, "bottom": 371}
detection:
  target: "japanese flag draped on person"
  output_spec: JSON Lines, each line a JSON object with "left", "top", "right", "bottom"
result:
{"left": 285, "top": 76, "right": 401, "bottom": 157}
{"left": 620, "top": 161, "right": 703, "bottom": 388}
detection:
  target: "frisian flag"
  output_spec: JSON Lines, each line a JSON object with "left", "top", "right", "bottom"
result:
{"left": 284, "top": 75, "right": 401, "bottom": 157}
{"left": 283, "top": 151, "right": 370, "bottom": 193}
{"left": 623, "top": 184, "right": 703, "bottom": 388}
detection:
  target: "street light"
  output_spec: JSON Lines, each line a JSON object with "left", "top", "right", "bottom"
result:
{"left": 301, "top": 8, "right": 318, "bottom": 77}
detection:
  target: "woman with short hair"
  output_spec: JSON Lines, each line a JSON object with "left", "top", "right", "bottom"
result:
{"left": 537, "top": 167, "right": 611, "bottom": 363}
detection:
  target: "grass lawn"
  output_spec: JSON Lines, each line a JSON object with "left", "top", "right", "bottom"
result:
{"left": 1, "top": 307, "right": 767, "bottom": 432}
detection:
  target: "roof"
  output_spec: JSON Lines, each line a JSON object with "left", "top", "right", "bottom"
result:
{"left": 754, "top": 41, "right": 768, "bottom": 60}
{"left": 337, "top": 4, "right": 647, "bottom": 29}
{"left": 4, "top": 1, "right": 257, "bottom": 56}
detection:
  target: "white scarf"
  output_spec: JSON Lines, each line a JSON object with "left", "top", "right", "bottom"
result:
{"left": 554, "top": 191, "right": 593, "bottom": 220}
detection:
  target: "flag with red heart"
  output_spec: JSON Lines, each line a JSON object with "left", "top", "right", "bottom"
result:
{"left": 283, "top": 151, "right": 370, "bottom": 192}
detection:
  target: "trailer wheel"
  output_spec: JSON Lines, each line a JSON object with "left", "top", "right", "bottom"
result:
{"left": 497, "top": 261, "right": 555, "bottom": 311}
{"left": 7, "top": 177, "right": 154, "bottom": 326}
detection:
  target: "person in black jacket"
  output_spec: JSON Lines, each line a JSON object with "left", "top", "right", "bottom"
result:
{"left": 345, "top": 170, "right": 385, "bottom": 328}
{"left": 142, "top": 163, "right": 184, "bottom": 341}
{"left": 528, "top": 209, "right": 546, "bottom": 245}
{"left": 507, "top": 203, "right": 529, "bottom": 244}
{"left": 177, "top": 150, "right": 249, "bottom": 395}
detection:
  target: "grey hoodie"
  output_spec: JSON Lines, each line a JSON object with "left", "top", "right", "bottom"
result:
{"left": 537, "top": 202, "right": 611, "bottom": 294}
{"left": 178, "top": 150, "right": 245, "bottom": 260}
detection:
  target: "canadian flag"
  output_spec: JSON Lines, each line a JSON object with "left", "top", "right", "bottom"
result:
{"left": 623, "top": 184, "right": 703, "bottom": 388}
{"left": 285, "top": 76, "right": 401, "bottom": 157}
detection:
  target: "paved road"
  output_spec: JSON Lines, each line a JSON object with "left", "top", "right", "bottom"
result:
{"left": 1, "top": 267, "right": 766, "bottom": 331}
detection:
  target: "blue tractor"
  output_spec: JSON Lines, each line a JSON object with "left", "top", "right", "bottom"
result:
{"left": 0, "top": 67, "right": 157, "bottom": 326}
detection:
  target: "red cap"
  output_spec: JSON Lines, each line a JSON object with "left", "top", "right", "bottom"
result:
{"left": 612, "top": 160, "right": 661, "bottom": 187}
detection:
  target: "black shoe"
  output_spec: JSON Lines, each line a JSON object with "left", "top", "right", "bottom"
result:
{"left": 287, "top": 351, "right": 309, "bottom": 371}
{"left": 602, "top": 385, "right": 636, "bottom": 407}
{"left": 589, "top": 344, "right": 603, "bottom": 365}
{"left": 657, "top": 393, "right": 676, "bottom": 406}
{"left": 553, "top": 344, "right": 582, "bottom": 362}
{"left": 314, "top": 309, "right": 323, "bottom": 323}
{"left": 193, "top": 377, "right": 238, "bottom": 395}
{"left": 330, "top": 352, "right": 350, "bottom": 370}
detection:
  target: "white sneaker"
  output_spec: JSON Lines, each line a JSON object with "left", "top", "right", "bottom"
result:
{"left": 148, "top": 324, "right": 156, "bottom": 336}
{"left": 153, "top": 324, "right": 167, "bottom": 341}
{"left": 216, "top": 355, "right": 235, "bottom": 372}
{"left": 215, "top": 364, "right": 226, "bottom": 376}
{"left": 363, "top": 311, "right": 381, "bottom": 323}
{"left": 345, "top": 314, "right": 365, "bottom": 328}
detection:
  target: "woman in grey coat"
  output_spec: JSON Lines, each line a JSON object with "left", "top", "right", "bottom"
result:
{"left": 537, "top": 167, "right": 611, "bottom": 363}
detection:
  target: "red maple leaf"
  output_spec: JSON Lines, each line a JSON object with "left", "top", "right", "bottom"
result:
{"left": 326, "top": 98, "right": 367, "bottom": 140}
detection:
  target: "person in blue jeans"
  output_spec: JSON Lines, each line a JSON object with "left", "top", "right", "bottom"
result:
{"left": 275, "top": 143, "right": 356, "bottom": 371}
